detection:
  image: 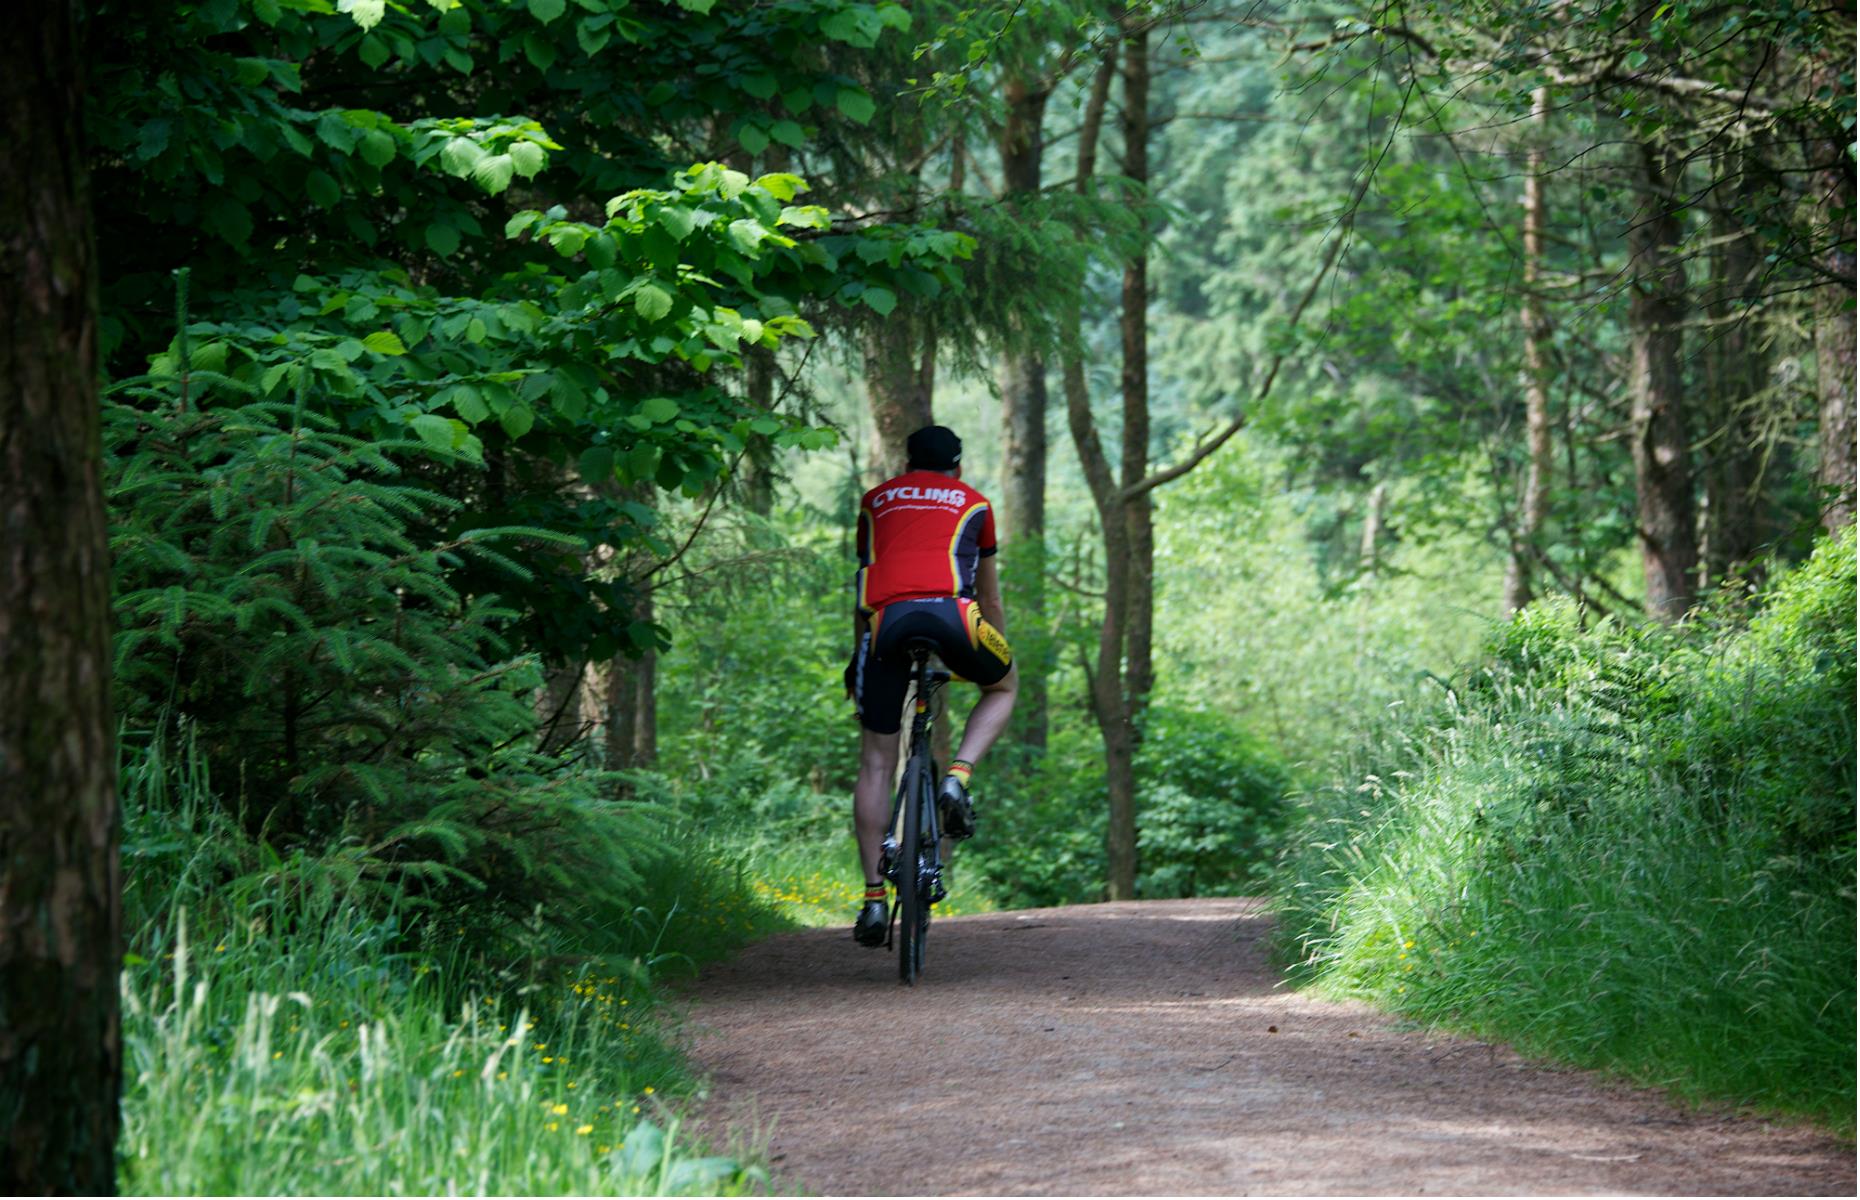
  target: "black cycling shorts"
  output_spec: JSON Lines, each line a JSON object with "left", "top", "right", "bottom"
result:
{"left": 850, "top": 596, "right": 1013, "bottom": 735}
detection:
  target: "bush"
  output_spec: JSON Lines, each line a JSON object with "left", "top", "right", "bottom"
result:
{"left": 1136, "top": 706, "right": 1288, "bottom": 898}
{"left": 105, "top": 364, "right": 689, "bottom": 959}
{"left": 1270, "top": 533, "right": 1857, "bottom": 1128}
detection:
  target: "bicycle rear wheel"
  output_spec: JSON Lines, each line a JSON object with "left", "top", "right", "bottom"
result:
{"left": 896, "top": 757, "right": 932, "bottom": 984}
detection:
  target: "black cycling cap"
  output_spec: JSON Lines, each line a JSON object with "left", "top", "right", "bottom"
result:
{"left": 906, "top": 424, "right": 962, "bottom": 471}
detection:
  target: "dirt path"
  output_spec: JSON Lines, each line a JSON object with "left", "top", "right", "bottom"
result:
{"left": 677, "top": 898, "right": 1853, "bottom": 1196}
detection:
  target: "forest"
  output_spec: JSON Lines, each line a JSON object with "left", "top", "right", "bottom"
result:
{"left": 1, "top": 0, "right": 1853, "bottom": 1191}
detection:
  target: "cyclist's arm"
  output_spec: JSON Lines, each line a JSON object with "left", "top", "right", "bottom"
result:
{"left": 975, "top": 555, "right": 1007, "bottom": 635}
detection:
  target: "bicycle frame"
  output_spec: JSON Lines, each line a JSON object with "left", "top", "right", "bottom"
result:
{"left": 881, "top": 647, "right": 947, "bottom": 982}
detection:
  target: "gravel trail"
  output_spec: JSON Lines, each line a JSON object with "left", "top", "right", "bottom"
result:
{"left": 678, "top": 898, "right": 1853, "bottom": 1196}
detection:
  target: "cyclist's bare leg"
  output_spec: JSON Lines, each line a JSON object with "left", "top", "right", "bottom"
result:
{"left": 853, "top": 726, "right": 901, "bottom": 883}
{"left": 953, "top": 661, "right": 1019, "bottom": 767}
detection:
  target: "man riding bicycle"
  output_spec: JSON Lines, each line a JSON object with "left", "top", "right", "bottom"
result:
{"left": 845, "top": 425, "right": 1018, "bottom": 948}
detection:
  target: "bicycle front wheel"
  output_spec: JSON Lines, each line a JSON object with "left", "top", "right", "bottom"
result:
{"left": 896, "top": 757, "right": 932, "bottom": 984}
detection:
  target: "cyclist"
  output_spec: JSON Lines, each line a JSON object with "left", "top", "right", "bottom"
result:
{"left": 844, "top": 424, "right": 1017, "bottom": 948}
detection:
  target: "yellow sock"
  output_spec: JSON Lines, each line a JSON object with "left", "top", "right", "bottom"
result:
{"left": 947, "top": 759, "right": 973, "bottom": 786}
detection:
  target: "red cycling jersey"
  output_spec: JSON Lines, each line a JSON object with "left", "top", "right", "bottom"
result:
{"left": 854, "top": 470, "right": 997, "bottom": 615}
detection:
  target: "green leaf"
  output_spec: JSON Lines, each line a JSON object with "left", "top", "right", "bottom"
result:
{"left": 585, "top": 233, "right": 617, "bottom": 269}
{"left": 508, "top": 140, "right": 546, "bottom": 178}
{"left": 505, "top": 210, "right": 540, "bottom": 238}
{"left": 546, "top": 225, "right": 588, "bottom": 257}
{"left": 656, "top": 206, "right": 696, "bottom": 242}
{"left": 529, "top": 0, "right": 566, "bottom": 20}
{"left": 736, "top": 122, "right": 770, "bottom": 156}
{"left": 473, "top": 153, "right": 515, "bottom": 195}
{"left": 626, "top": 444, "right": 660, "bottom": 481}
{"left": 642, "top": 397, "right": 679, "bottom": 423}
{"left": 677, "top": 0, "right": 715, "bottom": 11}
{"left": 440, "top": 137, "right": 486, "bottom": 177}
{"left": 358, "top": 35, "right": 390, "bottom": 69}
{"left": 235, "top": 57, "right": 271, "bottom": 87}
{"left": 499, "top": 404, "right": 535, "bottom": 439}
{"left": 861, "top": 286, "right": 898, "bottom": 316}
{"left": 577, "top": 17, "right": 611, "bottom": 55}
{"left": 439, "top": 5, "right": 470, "bottom": 36}
{"left": 836, "top": 86, "right": 876, "bottom": 124}
{"left": 757, "top": 172, "right": 806, "bottom": 201}
{"left": 338, "top": 0, "right": 386, "bottom": 30}
{"left": 635, "top": 282, "right": 674, "bottom": 321}
{"left": 769, "top": 119, "right": 805, "bottom": 149}
{"left": 750, "top": 415, "right": 780, "bottom": 436}
{"left": 579, "top": 445, "right": 615, "bottom": 483}
{"left": 777, "top": 205, "right": 829, "bottom": 230}
{"left": 305, "top": 169, "right": 341, "bottom": 209}
{"left": 359, "top": 128, "right": 396, "bottom": 167}
{"left": 741, "top": 74, "right": 778, "bottom": 100}
{"left": 443, "top": 47, "right": 473, "bottom": 74}
{"left": 426, "top": 222, "right": 461, "bottom": 257}
{"left": 450, "top": 383, "right": 489, "bottom": 423}
{"left": 410, "top": 413, "right": 455, "bottom": 449}
{"left": 362, "top": 330, "right": 407, "bottom": 356}
{"left": 524, "top": 30, "right": 558, "bottom": 70}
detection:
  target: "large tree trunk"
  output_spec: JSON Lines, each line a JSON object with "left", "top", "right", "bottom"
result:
{"left": 1120, "top": 26, "right": 1156, "bottom": 718}
{"left": 1504, "top": 87, "right": 1552, "bottom": 615}
{"left": 0, "top": 2, "right": 122, "bottom": 1189}
{"left": 862, "top": 320, "right": 934, "bottom": 485}
{"left": 1628, "top": 144, "right": 1697, "bottom": 619}
{"left": 997, "top": 74, "right": 1050, "bottom": 756}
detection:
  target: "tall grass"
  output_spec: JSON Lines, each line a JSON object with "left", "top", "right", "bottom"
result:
{"left": 1271, "top": 534, "right": 1857, "bottom": 1130}
{"left": 118, "top": 731, "right": 785, "bottom": 1194}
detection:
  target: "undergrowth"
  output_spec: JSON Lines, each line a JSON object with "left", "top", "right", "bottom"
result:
{"left": 1271, "top": 533, "right": 1857, "bottom": 1131}
{"left": 118, "top": 732, "right": 788, "bottom": 1194}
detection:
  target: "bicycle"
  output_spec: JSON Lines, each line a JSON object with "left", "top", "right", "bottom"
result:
{"left": 879, "top": 643, "right": 949, "bottom": 985}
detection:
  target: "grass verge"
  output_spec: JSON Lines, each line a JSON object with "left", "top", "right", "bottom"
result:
{"left": 118, "top": 737, "right": 789, "bottom": 1194}
{"left": 1270, "top": 534, "right": 1857, "bottom": 1132}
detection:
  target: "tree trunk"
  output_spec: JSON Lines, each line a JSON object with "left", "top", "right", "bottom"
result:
{"left": 1061, "top": 43, "right": 1134, "bottom": 900}
{"left": 1816, "top": 141, "right": 1857, "bottom": 533}
{"left": 606, "top": 583, "right": 658, "bottom": 771}
{"left": 1120, "top": 26, "right": 1156, "bottom": 719}
{"left": 1702, "top": 164, "right": 1767, "bottom": 584}
{"left": 1065, "top": 346, "right": 1138, "bottom": 900}
{"left": 862, "top": 320, "right": 934, "bottom": 486}
{"left": 1359, "top": 481, "right": 1387, "bottom": 572}
{"left": 535, "top": 661, "right": 585, "bottom": 754}
{"left": 0, "top": 2, "right": 122, "bottom": 1189}
{"left": 633, "top": 591, "right": 658, "bottom": 768}
{"left": 741, "top": 348, "right": 777, "bottom": 516}
{"left": 1628, "top": 144, "right": 1697, "bottom": 619}
{"left": 997, "top": 74, "right": 1051, "bottom": 756}
{"left": 1504, "top": 86, "right": 1552, "bottom": 615}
